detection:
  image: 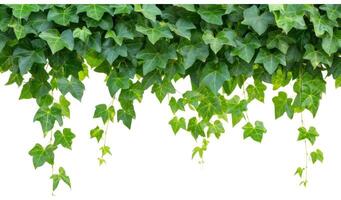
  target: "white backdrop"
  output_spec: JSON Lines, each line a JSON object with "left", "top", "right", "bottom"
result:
{"left": 1, "top": 70, "right": 341, "bottom": 200}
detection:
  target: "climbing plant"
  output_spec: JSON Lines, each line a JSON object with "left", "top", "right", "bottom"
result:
{"left": 0, "top": 4, "right": 340, "bottom": 192}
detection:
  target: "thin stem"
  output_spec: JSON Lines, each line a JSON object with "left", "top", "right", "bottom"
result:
{"left": 242, "top": 82, "right": 250, "bottom": 122}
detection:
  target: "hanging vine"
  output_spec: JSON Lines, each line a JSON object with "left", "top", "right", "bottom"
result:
{"left": 0, "top": 4, "right": 339, "bottom": 192}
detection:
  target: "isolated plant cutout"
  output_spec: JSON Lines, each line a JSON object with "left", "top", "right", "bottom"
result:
{"left": 0, "top": 4, "right": 340, "bottom": 192}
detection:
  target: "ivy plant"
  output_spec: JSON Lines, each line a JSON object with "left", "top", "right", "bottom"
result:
{"left": 0, "top": 4, "right": 340, "bottom": 192}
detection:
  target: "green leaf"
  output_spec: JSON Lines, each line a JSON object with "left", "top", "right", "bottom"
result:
{"left": 47, "top": 6, "right": 79, "bottom": 26}
{"left": 169, "top": 116, "right": 186, "bottom": 135}
{"left": 207, "top": 120, "right": 225, "bottom": 139}
{"left": 57, "top": 76, "right": 85, "bottom": 101}
{"left": 231, "top": 33, "right": 261, "bottom": 63}
{"left": 77, "top": 5, "right": 113, "bottom": 21}
{"left": 242, "top": 5, "right": 274, "bottom": 35}
{"left": 100, "top": 145, "right": 112, "bottom": 156}
{"left": 33, "top": 106, "right": 62, "bottom": 134}
{"left": 321, "top": 30, "right": 341, "bottom": 55}
{"left": 90, "top": 126, "right": 104, "bottom": 142}
{"left": 310, "top": 14, "right": 335, "bottom": 37}
{"left": 117, "top": 109, "right": 134, "bottom": 129}
{"left": 187, "top": 117, "right": 205, "bottom": 140}
{"left": 59, "top": 96, "right": 70, "bottom": 118}
{"left": 29, "top": 143, "right": 57, "bottom": 169}
{"left": 197, "top": 94, "right": 222, "bottom": 121}
{"left": 202, "top": 29, "right": 237, "bottom": 54}
{"left": 169, "top": 97, "right": 185, "bottom": 114}
{"left": 93, "top": 104, "right": 115, "bottom": 124}
{"left": 242, "top": 121, "right": 267, "bottom": 143}
{"left": 247, "top": 80, "right": 266, "bottom": 102}
{"left": 319, "top": 4, "right": 341, "bottom": 22}
{"left": 293, "top": 73, "right": 326, "bottom": 116}
{"left": 273, "top": 5, "right": 307, "bottom": 33}
{"left": 50, "top": 167, "right": 71, "bottom": 191}
{"left": 200, "top": 62, "right": 231, "bottom": 94}
{"left": 106, "top": 72, "right": 131, "bottom": 96}
{"left": 255, "top": 48, "right": 286, "bottom": 74}
{"left": 272, "top": 92, "right": 293, "bottom": 119}
{"left": 297, "top": 126, "right": 319, "bottom": 145}
{"left": 136, "top": 22, "right": 173, "bottom": 44}
{"left": 178, "top": 42, "right": 209, "bottom": 69}
{"left": 271, "top": 68, "right": 292, "bottom": 90}
{"left": 295, "top": 167, "right": 305, "bottom": 178}
{"left": 224, "top": 96, "right": 248, "bottom": 126}
{"left": 39, "top": 29, "right": 74, "bottom": 54}
{"left": 54, "top": 128, "right": 76, "bottom": 150}
{"left": 9, "top": 4, "right": 40, "bottom": 19}
{"left": 168, "top": 18, "right": 195, "bottom": 40}
{"left": 134, "top": 4, "right": 161, "bottom": 22}
{"left": 136, "top": 43, "right": 176, "bottom": 75}
{"left": 197, "top": 5, "right": 226, "bottom": 25}
{"left": 310, "top": 149, "right": 324, "bottom": 164}
{"left": 266, "top": 31, "right": 293, "bottom": 54}
{"left": 13, "top": 48, "right": 46, "bottom": 74}
{"left": 152, "top": 80, "right": 176, "bottom": 102}
{"left": 73, "top": 26, "right": 92, "bottom": 43}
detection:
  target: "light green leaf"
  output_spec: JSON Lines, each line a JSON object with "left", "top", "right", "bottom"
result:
{"left": 29, "top": 143, "right": 57, "bottom": 169}
{"left": 202, "top": 29, "right": 238, "bottom": 54}
{"left": 93, "top": 104, "right": 115, "bottom": 124}
{"left": 169, "top": 116, "right": 186, "bottom": 135}
{"left": 242, "top": 5, "right": 274, "bottom": 35}
{"left": 207, "top": 120, "right": 225, "bottom": 139}
{"left": 310, "top": 149, "right": 323, "bottom": 164}
{"left": 201, "top": 62, "right": 230, "bottom": 94}
{"left": 73, "top": 26, "right": 92, "bottom": 43}
{"left": 197, "top": 5, "right": 226, "bottom": 25}
{"left": 90, "top": 126, "right": 104, "bottom": 142}
{"left": 54, "top": 128, "right": 76, "bottom": 150}
{"left": 297, "top": 126, "right": 319, "bottom": 145}
{"left": 9, "top": 4, "right": 40, "bottom": 19}
{"left": 272, "top": 92, "right": 293, "bottom": 119}
{"left": 247, "top": 80, "right": 266, "bottom": 102}
{"left": 136, "top": 23, "right": 173, "bottom": 44}
{"left": 77, "top": 5, "right": 113, "bottom": 21}
{"left": 255, "top": 48, "right": 286, "bottom": 74}
{"left": 242, "top": 121, "right": 267, "bottom": 143}
{"left": 168, "top": 18, "right": 195, "bottom": 40}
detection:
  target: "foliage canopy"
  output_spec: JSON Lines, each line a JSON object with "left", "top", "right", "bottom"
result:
{"left": 0, "top": 4, "right": 340, "bottom": 191}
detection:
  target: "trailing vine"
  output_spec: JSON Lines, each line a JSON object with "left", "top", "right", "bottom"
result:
{"left": 0, "top": 4, "right": 340, "bottom": 192}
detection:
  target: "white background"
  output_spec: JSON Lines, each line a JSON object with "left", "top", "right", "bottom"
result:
{"left": 1, "top": 69, "right": 341, "bottom": 200}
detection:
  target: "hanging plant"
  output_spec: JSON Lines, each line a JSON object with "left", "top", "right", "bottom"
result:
{"left": 0, "top": 4, "right": 340, "bottom": 192}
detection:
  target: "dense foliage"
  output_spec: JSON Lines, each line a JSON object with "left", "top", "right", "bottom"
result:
{"left": 0, "top": 4, "right": 340, "bottom": 191}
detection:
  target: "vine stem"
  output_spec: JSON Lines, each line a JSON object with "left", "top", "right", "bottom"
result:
{"left": 242, "top": 82, "right": 250, "bottom": 122}
{"left": 101, "top": 96, "right": 115, "bottom": 158}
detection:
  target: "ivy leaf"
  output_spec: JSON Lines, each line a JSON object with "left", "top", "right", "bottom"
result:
{"left": 77, "top": 5, "right": 113, "bottom": 21}
{"left": 266, "top": 31, "right": 293, "bottom": 54}
{"left": 242, "top": 121, "right": 267, "bottom": 143}
{"left": 272, "top": 92, "right": 293, "bottom": 119}
{"left": 134, "top": 4, "right": 161, "bottom": 22}
{"left": 293, "top": 73, "right": 326, "bottom": 116}
{"left": 310, "top": 149, "right": 324, "bottom": 164}
{"left": 247, "top": 80, "right": 266, "bottom": 102}
{"left": 231, "top": 33, "right": 261, "bottom": 63}
{"left": 13, "top": 48, "right": 46, "bottom": 74}
{"left": 50, "top": 167, "right": 71, "bottom": 191}
{"left": 303, "top": 44, "right": 332, "bottom": 68}
{"left": 136, "top": 22, "right": 173, "bottom": 44}
{"left": 224, "top": 96, "right": 248, "bottom": 126}
{"left": 321, "top": 30, "right": 341, "bottom": 55}
{"left": 90, "top": 126, "right": 104, "bottom": 142}
{"left": 319, "top": 4, "right": 341, "bottom": 22}
{"left": 297, "top": 126, "right": 319, "bottom": 145}
{"left": 178, "top": 42, "right": 209, "bottom": 69}
{"left": 29, "top": 143, "right": 57, "bottom": 169}
{"left": 136, "top": 43, "right": 176, "bottom": 75}
{"left": 271, "top": 68, "right": 292, "bottom": 90}
{"left": 152, "top": 80, "right": 176, "bottom": 102}
{"left": 59, "top": 96, "right": 70, "bottom": 118}
{"left": 202, "top": 29, "right": 237, "bottom": 54}
{"left": 295, "top": 167, "right": 305, "bottom": 178}
{"left": 168, "top": 97, "right": 185, "bottom": 114}
{"left": 47, "top": 6, "right": 79, "bottom": 26}
{"left": 207, "top": 120, "right": 225, "bottom": 139}
{"left": 169, "top": 116, "right": 186, "bottom": 135}
{"left": 57, "top": 76, "right": 85, "bottom": 101}
{"left": 197, "top": 94, "right": 222, "bottom": 121}
{"left": 273, "top": 5, "right": 306, "bottom": 33}
{"left": 310, "top": 14, "right": 335, "bottom": 37}
{"left": 33, "top": 106, "right": 62, "bottom": 134}
{"left": 242, "top": 5, "right": 274, "bottom": 35}
{"left": 168, "top": 18, "right": 195, "bottom": 40}
{"left": 73, "top": 26, "right": 92, "bottom": 43}
{"left": 93, "top": 104, "right": 115, "bottom": 124}
{"left": 9, "top": 4, "right": 40, "bottom": 19}
{"left": 187, "top": 117, "right": 205, "bottom": 140}
{"left": 54, "top": 128, "right": 76, "bottom": 150}
{"left": 39, "top": 29, "right": 74, "bottom": 54}
{"left": 200, "top": 62, "right": 231, "bottom": 94}
{"left": 197, "top": 5, "right": 226, "bottom": 25}
{"left": 102, "top": 40, "right": 128, "bottom": 64}
{"left": 117, "top": 109, "right": 134, "bottom": 129}
{"left": 255, "top": 48, "right": 286, "bottom": 74}
{"left": 100, "top": 145, "right": 112, "bottom": 156}
{"left": 106, "top": 72, "right": 131, "bottom": 96}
